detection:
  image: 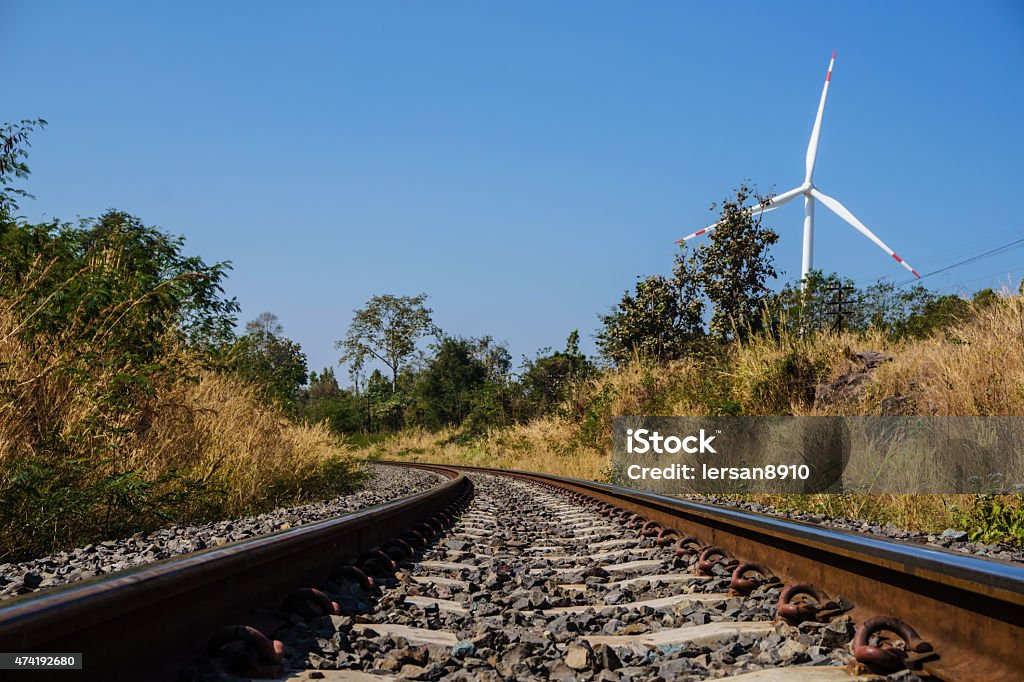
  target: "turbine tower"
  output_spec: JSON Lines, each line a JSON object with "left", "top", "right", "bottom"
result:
{"left": 677, "top": 51, "right": 920, "bottom": 283}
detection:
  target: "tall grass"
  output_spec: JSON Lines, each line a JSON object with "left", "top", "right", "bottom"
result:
{"left": 869, "top": 296, "right": 1024, "bottom": 415}
{"left": 125, "top": 371, "right": 352, "bottom": 509}
{"left": 0, "top": 260, "right": 357, "bottom": 562}
{"left": 358, "top": 293, "right": 1024, "bottom": 542}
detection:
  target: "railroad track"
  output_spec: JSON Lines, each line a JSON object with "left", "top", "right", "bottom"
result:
{"left": 0, "top": 463, "right": 1021, "bottom": 681}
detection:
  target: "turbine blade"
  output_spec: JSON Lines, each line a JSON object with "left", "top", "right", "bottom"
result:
{"left": 676, "top": 187, "right": 802, "bottom": 243}
{"left": 676, "top": 225, "right": 716, "bottom": 243}
{"left": 805, "top": 50, "right": 836, "bottom": 184}
{"left": 810, "top": 187, "right": 920, "bottom": 277}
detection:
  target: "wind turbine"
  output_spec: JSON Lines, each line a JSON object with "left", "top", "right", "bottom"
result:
{"left": 676, "top": 51, "right": 920, "bottom": 283}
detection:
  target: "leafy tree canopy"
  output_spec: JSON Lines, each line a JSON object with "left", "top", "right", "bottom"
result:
{"left": 337, "top": 293, "right": 440, "bottom": 392}
{"left": 698, "top": 184, "right": 779, "bottom": 339}
{"left": 227, "top": 313, "right": 308, "bottom": 413}
{"left": 521, "top": 330, "right": 595, "bottom": 414}
{"left": 597, "top": 183, "right": 778, "bottom": 364}
{"left": 1, "top": 118, "right": 46, "bottom": 217}
{"left": 597, "top": 255, "right": 705, "bottom": 366}
{"left": 769, "top": 272, "right": 980, "bottom": 339}
{"left": 1, "top": 209, "right": 239, "bottom": 360}
{"left": 412, "top": 337, "right": 489, "bottom": 429}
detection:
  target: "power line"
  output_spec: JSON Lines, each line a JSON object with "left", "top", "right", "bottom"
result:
{"left": 892, "top": 236, "right": 1024, "bottom": 288}
{"left": 948, "top": 268, "right": 1022, "bottom": 291}
{"left": 853, "top": 223, "right": 1024, "bottom": 286}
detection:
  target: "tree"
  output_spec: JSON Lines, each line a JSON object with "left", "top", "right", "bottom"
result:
{"left": 769, "top": 270, "right": 857, "bottom": 333}
{"left": 900, "top": 293, "right": 971, "bottom": 338}
{"left": 412, "top": 337, "right": 489, "bottom": 429}
{"left": 302, "top": 367, "right": 361, "bottom": 433}
{"left": 228, "top": 313, "right": 308, "bottom": 412}
{"left": 246, "top": 311, "right": 284, "bottom": 337}
{"left": 471, "top": 335, "right": 513, "bottom": 385}
{"left": 307, "top": 367, "right": 343, "bottom": 402}
{"left": 597, "top": 251, "right": 705, "bottom": 366}
{"left": 0, "top": 124, "right": 240, "bottom": 459}
{"left": 697, "top": 184, "right": 779, "bottom": 339}
{"left": 363, "top": 369, "right": 405, "bottom": 431}
{"left": 971, "top": 288, "right": 999, "bottom": 309}
{"left": 521, "top": 331, "right": 595, "bottom": 415}
{"left": 1, "top": 209, "right": 239, "bottom": 359}
{"left": 769, "top": 272, "right": 977, "bottom": 339}
{"left": 858, "top": 283, "right": 956, "bottom": 337}
{"left": 1, "top": 118, "right": 46, "bottom": 217}
{"left": 337, "top": 293, "right": 439, "bottom": 392}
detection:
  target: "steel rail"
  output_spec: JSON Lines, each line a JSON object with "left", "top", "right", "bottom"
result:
{"left": 426, "top": 462, "right": 1024, "bottom": 682}
{"left": 0, "top": 465, "right": 469, "bottom": 681}
{"left": 3, "top": 459, "right": 1021, "bottom": 681}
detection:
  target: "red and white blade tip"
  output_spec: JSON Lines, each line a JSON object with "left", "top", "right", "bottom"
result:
{"left": 831, "top": 49, "right": 836, "bottom": 59}
{"left": 890, "top": 253, "right": 921, "bottom": 278}
{"left": 675, "top": 228, "right": 709, "bottom": 244}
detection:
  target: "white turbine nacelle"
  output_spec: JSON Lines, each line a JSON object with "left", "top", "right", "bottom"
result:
{"left": 677, "top": 51, "right": 920, "bottom": 283}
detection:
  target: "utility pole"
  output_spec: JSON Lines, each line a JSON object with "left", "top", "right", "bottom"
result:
{"left": 826, "top": 284, "right": 855, "bottom": 332}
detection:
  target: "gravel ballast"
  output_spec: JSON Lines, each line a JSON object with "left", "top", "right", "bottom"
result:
{"left": 209, "top": 473, "right": 911, "bottom": 681}
{"left": 0, "top": 463, "right": 444, "bottom": 601}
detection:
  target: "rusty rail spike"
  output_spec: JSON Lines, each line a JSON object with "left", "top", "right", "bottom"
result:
{"left": 382, "top": 538, "right": 415, "bottom": 560}
{"left": 626, "top": 513, "right": 645, "bottom": 529}
{"left": 730, "top": 561, "right": 779, "bottom": 595}
{"left": 281, "top": 587, "right": 340, "bottom": 620}
{"left": 333, "top": 564, "right": 375, "bottom": 591}
{"left": 853, "top": 616, "right": 935, "bottom": 673}
{"left": 655, "top": 526, "right": 680, "bottom": 546}
{"left": 776, "top": 582, "right": 838, "bottom": 626}
{"left": 673, "top": 535, "right": 704, "bottom": 557}
{"left": 411, "top": 522, "right": 436, "bottom": 540}
{"left": 639, "top": 520, "right": 662, "bottom": 537}
{"left": 381, "top": 545, "right": 408, "bottom": 562}
{"left": 205, "top": 625, "right": 284, "bottom": 679}
{"left": 357, "top": 549, "right": 396, "bottom": 577}
{"left": 697, "top": 546, "right": 737, "bottom": 575}
{"left": 401, "top": 529, "right": 426, "bottom": 548}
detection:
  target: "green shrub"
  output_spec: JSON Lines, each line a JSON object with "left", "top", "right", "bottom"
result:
{"left": 953, "top": 495, "right": 1024, "bottom": 546}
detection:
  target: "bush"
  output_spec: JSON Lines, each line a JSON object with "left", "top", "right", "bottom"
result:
{"left": 952, "top": 495, "right": 1024, "bottom": 546}
{"left": 0, "top": 211, "right": 357, "bottom": 561}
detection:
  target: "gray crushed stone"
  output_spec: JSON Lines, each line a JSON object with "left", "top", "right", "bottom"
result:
{"left": 0, "top": 463, "right": 443, "bottom": 601}
{"left": 198, "top": 474, "right": 921, "bottom": 681}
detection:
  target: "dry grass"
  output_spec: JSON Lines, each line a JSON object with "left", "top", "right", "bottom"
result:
{"left": 369, "top": 420, "right": 608, "bottom": 481}
{"left": 730, "top": 328, "right": 897, "bottom": 415}
{"left": 126, "top": 371, "right": 346, "bottom": 511}
{"left": 0, "top": 297, "right": 356, "bottom": 560}
{"left": 360, "top": 294, "right": 1024, "bottom": 540}
{"left": 868, "top": 297, "right": 1024, "bottom": 416}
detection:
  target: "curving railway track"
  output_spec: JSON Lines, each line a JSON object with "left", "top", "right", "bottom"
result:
{"left": 0, "top": 463, "right": 1021, "bottom": 681}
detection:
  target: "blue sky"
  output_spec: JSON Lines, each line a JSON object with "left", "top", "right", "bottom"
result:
{"left": 5, "top": 1, "right": 1024, "bottom": 376}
